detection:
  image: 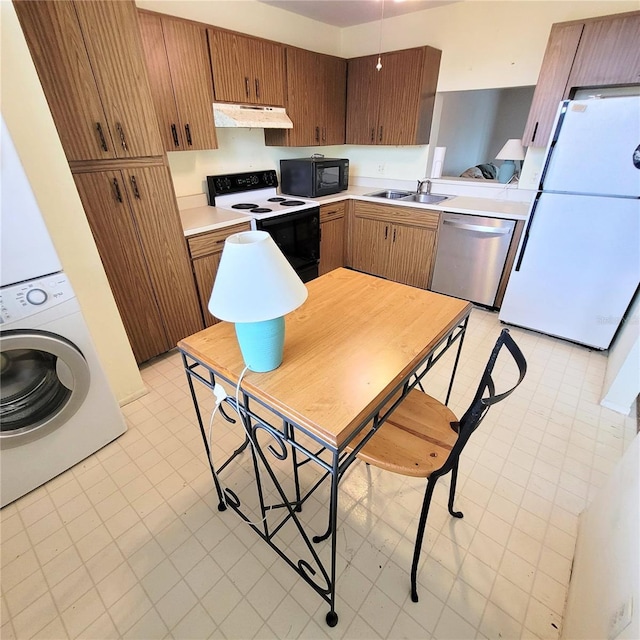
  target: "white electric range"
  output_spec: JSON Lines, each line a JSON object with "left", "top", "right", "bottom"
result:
{"left": 207, "top": 170, "right": 320, "bottom": 282}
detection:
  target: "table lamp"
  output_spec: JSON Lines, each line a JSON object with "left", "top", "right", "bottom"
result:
{"left": 208, "top": 231, "right": 308, "bottom": 372}
{"left": 496, "top": 138, "right": 525, "bottom": 184}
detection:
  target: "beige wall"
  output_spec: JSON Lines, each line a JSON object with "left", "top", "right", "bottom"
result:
{"left": 1, "top": 1, "right": 145, "bottom": 404}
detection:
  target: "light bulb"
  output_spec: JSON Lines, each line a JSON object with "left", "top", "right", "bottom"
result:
{"left": 376, "top": 56, "right": 382, "bottom": 71}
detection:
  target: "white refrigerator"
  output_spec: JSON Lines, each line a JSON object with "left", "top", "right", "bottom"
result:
{"left": 499, "top": 96, "right": 640, "bottom": 349}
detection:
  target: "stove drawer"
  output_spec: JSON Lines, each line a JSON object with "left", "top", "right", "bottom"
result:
{"left": 187, "top": 222, "right": 251, "bottom": 259}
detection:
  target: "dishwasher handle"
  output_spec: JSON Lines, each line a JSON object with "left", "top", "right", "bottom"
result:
{"left": 443, "top": 218, "right": 512, "bottom": 235}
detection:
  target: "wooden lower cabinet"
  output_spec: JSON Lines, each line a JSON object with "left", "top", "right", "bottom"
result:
{"left": 73, "top": 164, "right": 203, "bottom": 362}
{"left": 187, "top": 222, "right": 252, "bottom": 327}
{"left": 350, "top": 202, "right": 438, "bottom": 289}
{"left": 319, "top": 202, "right": 346, "bottom": 275}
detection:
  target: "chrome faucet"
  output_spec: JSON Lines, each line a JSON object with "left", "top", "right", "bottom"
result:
{"left": 417, "top": 178, "right": 432, "bottom": 194}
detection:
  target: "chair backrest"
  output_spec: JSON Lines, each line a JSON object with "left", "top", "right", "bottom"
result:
{"left": 437, "top": 328, "right": 527, "bottom": 477}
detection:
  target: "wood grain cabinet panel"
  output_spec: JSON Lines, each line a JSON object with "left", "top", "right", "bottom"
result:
{"left": 187, "top": 222, "right": 252, "bottom": 327}
{"left": 208, "top": 29, "right": 285, "bottom": 106}
{"left": 350, "top": 202, "right": 438, "bottom": 289}
{"left": 14, "top": 0, "right": 163, "bottom": 161}
{"left": 567, "top": 13, "right": 640, "bottom": 88}
{"left": 521, "top": 23, "right": 584, "bottom": 147}
{"left": 138, "top": 12, "right": 218, "bottom": 152}
{"left": 266, "top": 47, "right": 346, "bottom": 147}
{"left": 523, "top": 11, "right": 640, "bottom": 148}
{"left": 346, "top": 46, "right": 441, "bottom": 146}
{"left": 74, "top": 166, "right": 203, "bottom": 362}
{"left": 319, "top": 202, "right": 346, "bottom": 275}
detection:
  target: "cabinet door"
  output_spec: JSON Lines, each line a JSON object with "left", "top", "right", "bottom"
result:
{"left": 376, "top": 48, "right": 424, "bottom": 145}
{"left": 522, "top": 23, "right": 584, "bottom": 147}
{"left": 322, "top": 55, "right": 347, "bottom": 146}
{"left": 346, "top": 55, "right": 382, "bottom": 145}
{"left": 254, "top": 38, "right": 286, "bottom": 107}
{"left": 319, "top": 216, "right": 345, "bottom": 275}
{"left": 192, "top": 253, "right": 222, "bottom": 328}
{"left": 567, "top": 14, "right": 640, "bottom": 88}
{"left": 162, "top": 17, "right": 218, "bottom": 150}
{"left": 122, "top": 166, "right": 204, "bottom": 348}
{"left": 138, "top": 11, "right": 183, "bottom": 151}
{"left": 14, "top": 0, "right": 115, "bottom": 161}
{"left": 73, "top": 171, "right": 169, "bottom": 363}
{"left": 73, "top": 0, "right": 163, "bottom": 158}
{"left": 350, "top": 215, "right": 391, "bottom": 278}
{"left": 386, "top": 224, "right": 435, "bottom": 289}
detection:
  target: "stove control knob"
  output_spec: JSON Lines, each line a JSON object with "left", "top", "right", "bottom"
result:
{"left": 26, "top": 288, "right": 48, "bottom": 306}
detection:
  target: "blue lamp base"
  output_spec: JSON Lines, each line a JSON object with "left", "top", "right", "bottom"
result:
{"left": 498, "top": 160, "right": 516, "bottom": 184}
{"left": 234, "top": 317, "right": 285, "bottom": 372}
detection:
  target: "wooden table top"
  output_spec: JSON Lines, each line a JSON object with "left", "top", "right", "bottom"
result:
{"left": 178, "top": 268, "right": 472, "bottom": 449}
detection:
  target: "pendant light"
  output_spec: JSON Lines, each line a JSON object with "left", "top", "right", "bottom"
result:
{"left": 376, "top": 0, "right": 385, "bottom": 71}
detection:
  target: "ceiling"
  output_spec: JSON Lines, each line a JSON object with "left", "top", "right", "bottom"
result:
{"left": 259, "top": 0, "right": 458, "bottom": 28}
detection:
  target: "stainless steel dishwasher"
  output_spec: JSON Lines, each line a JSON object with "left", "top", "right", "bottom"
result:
{"left": 431, "top": 212, "right": 516, "bottom": 307}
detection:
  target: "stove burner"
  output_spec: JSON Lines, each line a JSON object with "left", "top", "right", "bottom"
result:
{"left": 251, "top": 207, "right": 273, "bottom": 213}
{"left": 280, "top": 200, "right": 306, "bottom": 206}
{"left": 267, "top": 197, "right": 286, "bottom": 202}
{"left": 231, "top": 203, "right": 258, "bottom": 210}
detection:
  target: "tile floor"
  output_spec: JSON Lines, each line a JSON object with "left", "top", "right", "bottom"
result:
{"left": 1, "top": 307, "right": 637, "bottom": 640}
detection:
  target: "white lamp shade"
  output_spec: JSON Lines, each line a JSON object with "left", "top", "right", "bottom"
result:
{"left": 208, "top": 230, "right": 308, "bottom": 323}
{"left": 496, "top": 138, "right": 525, "bottom": 161}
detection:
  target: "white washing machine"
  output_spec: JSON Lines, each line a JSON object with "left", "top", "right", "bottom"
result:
{"left": 0, "top": 274, "right": 127, "bottom": 507}
{"left": 1, "top": 115, "right": 126, "bottom": 507}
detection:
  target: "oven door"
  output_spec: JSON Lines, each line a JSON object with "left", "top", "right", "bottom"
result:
{"left": 255, "top": 208, "right": 320, "bottom": 282}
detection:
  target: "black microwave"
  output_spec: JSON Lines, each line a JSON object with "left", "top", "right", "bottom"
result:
{"left": 280, "top": 157, "right": 349, "bottom": 198}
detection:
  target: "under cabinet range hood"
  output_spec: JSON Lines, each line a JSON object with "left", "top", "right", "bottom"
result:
{"left": 212, "top": 103, "right": 293, "bottom": 129}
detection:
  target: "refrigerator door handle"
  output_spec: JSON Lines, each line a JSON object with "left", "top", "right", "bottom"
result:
{"left": 514, "top": 193, "right": 542, "bottom": 272}
{"left": 538, "top": 101, "right": 569, "bottom": 192}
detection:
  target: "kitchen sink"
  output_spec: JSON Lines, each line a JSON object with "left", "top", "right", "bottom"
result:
{"left": 365, "top": 190, "right": 452, "bottom": 205}
{"left": 365, "top": 189, "right": 414, "bottom": 199}
{"left": 399, "top": 193, "right": 451, "bottom": 205}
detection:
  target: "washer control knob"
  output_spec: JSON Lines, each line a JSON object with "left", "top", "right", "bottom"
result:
{"left": 26, "top": 288, "right": 48, "bottom": 306}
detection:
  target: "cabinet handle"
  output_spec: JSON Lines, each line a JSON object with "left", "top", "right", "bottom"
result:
{"left": 531, "top": 121, "right": 539, "bottom": 144}
{"left": 384, "top": 225, "right": 388, "bottom": 240}
{"left": 130, "top": 175, "right": 141, "bottom": 199}
{"left": 370, "top": 128, "right": 375, "bottom": 143}
{"left": 112, "top": 178, "right": 123, "bottom": 203}
{"left": 379, "top": 126, "right": 383, "bottom": 142}
{"left": 315, "top": 126, "right": 320, "bottom": 142}
{"left": 322, "top": 127, "right": 326, "bottom": 142}
{"left": 185, "top": 124, "right": 193, "bottom": 146}
{"left": 255, "top": 78, "right": 260, "bottom": 99}
{"left": 95, "top": 122, "right": 108, "bottom": 152}
{"left": 116, "top": 123, "right": 128, "bottom": 151}
{"left": 244, "top": 77, "right": 250, "bottom": 98}
{"left": 171, "top": 124, "right": 180, "bottom": 147}
{"left": 393, "top": 228, "right": 396, "bottom": 242}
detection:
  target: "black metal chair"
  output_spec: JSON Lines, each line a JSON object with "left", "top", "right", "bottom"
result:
{"left": 346, "top": 328, "right": 527, "bottom": 602}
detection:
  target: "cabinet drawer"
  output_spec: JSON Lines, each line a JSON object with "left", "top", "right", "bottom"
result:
{"left": 320, "top": 201, "right": 346, "bottom": 223}
{"left": 187, "top": 222, "right": 251, "bottom": 259}
{"left": 354, "top": 201, "right": 439, "bottom": 230}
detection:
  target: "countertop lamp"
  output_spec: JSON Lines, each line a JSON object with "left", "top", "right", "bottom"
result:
{"left": 208, "top": 231, "right": 308, "bottom": 373}
{"left": 496, "top": 138, "right": 525, "bottom": 184}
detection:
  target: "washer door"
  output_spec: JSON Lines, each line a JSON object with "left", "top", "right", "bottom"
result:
{"left": 0, "top": 330, "right": 91, "bottom": 443}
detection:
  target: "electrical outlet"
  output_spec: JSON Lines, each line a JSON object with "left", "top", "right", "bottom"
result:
{"left": 608, "top": 596, "right": 633, "bottom": 640}
{"left": 377, "top": 163, "right": 385, "bottom": 174}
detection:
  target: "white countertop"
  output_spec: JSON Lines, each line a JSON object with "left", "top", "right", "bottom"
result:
{"left": 178, "top": 187, "right": 530, "bottom": 237}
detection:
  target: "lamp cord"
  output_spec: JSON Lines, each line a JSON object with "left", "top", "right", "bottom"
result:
{"left": 207, "top": 365, "right": 271, "bottom": 527}
{"left": 376, "top": 0, "right": 385, "bottom": 70}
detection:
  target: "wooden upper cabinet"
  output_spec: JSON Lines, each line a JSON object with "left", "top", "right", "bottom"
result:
{"left": 521, "top": 23, "right": 584, "bottom": 147}
{"left": 265, "top": 47, "right": 346, "bottom": 147}
{"left": 346, "top": 46, "right": 441, "bottom": 146}
{"left": 14, "top": 0, "right": 163, "bottom": 161}
{"left": 523, "top": 11, "right": 640, "bottom": 148}
{"left": 567, "top": 13, "right": 640, "bottom": 88}
{"left": 138, "top": 12, "right": 217, "bottom": 152}
{"left": 208, "top": 29, "right": 285, "bottom": 106}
